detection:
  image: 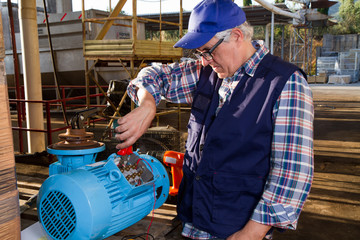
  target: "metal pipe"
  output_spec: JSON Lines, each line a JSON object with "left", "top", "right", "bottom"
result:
{"left": 42, "top": 0, "right": 69, "bottom": 126}
{"left": 18, "top": 0, "right": 45, "bottom": 153}
{"left": 253, "top": 0, "right": 302, "bottom": 20}
{"left": 45, "top": 102, "right": 52, "bottom": 146}
{"left": 265, "top": 23, "right": 270, "bottom": 49}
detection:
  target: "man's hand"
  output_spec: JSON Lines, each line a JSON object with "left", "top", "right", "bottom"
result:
{"left": 227, "top": 220, "right": 271, "bottom": 240}
{"left": 115, "top": 88, "right": 156, "bottom": 149}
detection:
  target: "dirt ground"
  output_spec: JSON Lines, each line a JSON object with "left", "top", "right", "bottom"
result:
{"left": 287, "top": 85, "right": 360, "bottom": 240}
{"left": 17, "top": 84, "right": 360, "bottom": 240}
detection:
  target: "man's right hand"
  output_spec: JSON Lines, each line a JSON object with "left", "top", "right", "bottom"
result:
{"left": 115, "top": 88, "right": 156, "bottom": 149}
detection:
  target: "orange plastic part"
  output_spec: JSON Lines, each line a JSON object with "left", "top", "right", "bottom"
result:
{"left": 163, "top": 151, "right": 184, "bottom": 196}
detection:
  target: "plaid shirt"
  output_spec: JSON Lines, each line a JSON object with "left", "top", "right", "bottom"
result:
{"left": 127, "top": 41, "right": 314, "bottom": 239}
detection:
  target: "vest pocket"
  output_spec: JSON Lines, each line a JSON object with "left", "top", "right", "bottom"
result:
{"left": 177, "top": 167, "right": 195, "bottom": 221}
{"left": 211, "top": 173, "right": 265, "bottom": 226}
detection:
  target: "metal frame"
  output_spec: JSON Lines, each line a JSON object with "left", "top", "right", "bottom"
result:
{"left": 81, "top": 0, "right": 184, "bottom": 135}
{"left": 289, "top": 25, "right": 313, "bottom": 74}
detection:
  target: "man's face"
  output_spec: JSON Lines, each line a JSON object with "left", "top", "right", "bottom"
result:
{"left": 196, "top": 35, "right": 238, "bottom": 79}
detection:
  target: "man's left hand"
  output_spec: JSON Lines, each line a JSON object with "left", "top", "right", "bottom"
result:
{"left": 226, "top": 220, "right": 271, "bottom": 240}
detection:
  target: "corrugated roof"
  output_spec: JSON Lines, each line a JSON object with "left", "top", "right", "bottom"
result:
{"left": 139, "top": 3, "right": 294, "bottom": 31}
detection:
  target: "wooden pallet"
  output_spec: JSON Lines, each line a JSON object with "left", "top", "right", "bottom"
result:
{"left": 84, "top": 39, "right": 182, "bottom": 59}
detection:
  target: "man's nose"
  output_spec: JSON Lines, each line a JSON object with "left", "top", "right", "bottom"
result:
{"left": 201, "top": 57, "right": 211, "bottom": 66}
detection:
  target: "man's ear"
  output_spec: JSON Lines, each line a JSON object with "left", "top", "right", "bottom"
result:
{"left": 231, "top": 28, "right": 244, "bottom": 44}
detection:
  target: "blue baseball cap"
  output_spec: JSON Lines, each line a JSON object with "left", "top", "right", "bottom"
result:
{"left": 174, "top": 0, "right": 246, "bottom": 49}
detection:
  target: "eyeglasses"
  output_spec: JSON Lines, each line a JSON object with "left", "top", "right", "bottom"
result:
{"left": 194, "top": 38, "right": 224, "bottom": 61}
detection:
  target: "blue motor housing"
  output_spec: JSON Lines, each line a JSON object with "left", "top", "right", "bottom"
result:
{"left": 37, "top": 151, "right": 170, "bottom": 240}
{"left": 47, "top": 145, "right": 105, "bottom": 175}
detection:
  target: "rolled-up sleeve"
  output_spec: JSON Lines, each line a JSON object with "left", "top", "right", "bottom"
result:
{"left": 251, "top": 71, "right": 314, "bottom": 230}
{"left": 127, "top": 60, "right": 202, "bottom": 106}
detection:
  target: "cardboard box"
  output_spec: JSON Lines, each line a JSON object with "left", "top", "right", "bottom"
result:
{"left": 307, "top": 76, "right": 316, "bottom": 83}
{"left": 316, "top": 75, "right": 328, "bottom": 83}
{"left": 328, "top": 75, "right": 351, "bottom": 84}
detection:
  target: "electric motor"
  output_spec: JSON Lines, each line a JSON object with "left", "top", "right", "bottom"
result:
{"left": 37, "top": 150, "right": 170, "bottom": 240}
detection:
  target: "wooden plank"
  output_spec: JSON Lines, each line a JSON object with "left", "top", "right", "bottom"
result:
{"left": 16, "top": 163, "right": 46, "bottom": 215}
{"left": 17, "top": 176, "right": 46, "bottom": 188}
{"left": 136, "top": 40, "right": 161, "bottom": 45}
{"left": 137, "top": 17, "right": 181, "bottom": 27}
{"left": 15, "top": 163, "right": 49, "bottom": 177}
{"left": 160, "top": 50, "right": 182, "bottom": 56}
{"left": 106, "top": 203, "right": 179, "bottom": 240}
{"left": 135, "top": 43, "right": 182, "bottom": 56}
{"left": 18, "top": 187, "right": 38, "bottom": 199}
{"left": 85, "top": 42, "right": 132, "bottom": 47}
{"left": 85, "top": 50, "right": 134, "bottom": 56}
{"left": 136, "top": 50, "right": 160, "bottom": 55}
{"left": 85, "top": 39, "right": 133, "bottom": 45}
{"left": 85, "top": 51, "right": 181, "bottom": 57}
{"left": 85, "top": 45, "right": 132, "bottom": 51}
{"left": 84, "top": 39, "right": 181, "bottom": 58}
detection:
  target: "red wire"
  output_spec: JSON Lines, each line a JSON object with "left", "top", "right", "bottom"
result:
{"left": 136, "top": 158, "right": 153, "bottom": 172}
{"left": 137, "top": 157, "right": 156, "bottom": 240}
{"left": 146, "top": 183, "right": 156, "bottom": 240}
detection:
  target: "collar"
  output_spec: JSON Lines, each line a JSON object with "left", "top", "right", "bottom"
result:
{"left": 245, "top": 40, "right": 269, "bottom": 77}
{"left": 223, "top": 40, "right": 269, "bottom": 82}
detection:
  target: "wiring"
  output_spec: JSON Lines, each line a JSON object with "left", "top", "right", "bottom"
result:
{"left": 136, "top": 158, "right": 156, "bottom": 240}
{"left": 117, "top": 157, "right": 158, "bottom": 240}
{"left": 121, "top": 233, "right": 155, "bottom": 240}
{"left": 146, "top": 183, "right": 156, "bottom": 240}
{"left": 136, "top": 158, "right": 153, "bottom": 172}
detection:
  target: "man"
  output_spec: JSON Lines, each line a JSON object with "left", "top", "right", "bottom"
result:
{"left": 115, "top": 0, "right": 314, "bottom": 239}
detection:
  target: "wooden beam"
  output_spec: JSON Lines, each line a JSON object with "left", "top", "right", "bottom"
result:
{"left": 137, "top": 17, "right": 181, "bottom": 27}
{"left": 132, "top": 0, "right": 137, "bottom": 50}
{"left": 84, "top": 39, "right": 182, "bottom": 57}
{"left": 180, "top": 0, "right": 183, "bottom": 37}
{"left": 85, "top": 16, "right": 132, "bottom": 22}
{"left": 95, "top": 0, "right": 128, "bottom": 40}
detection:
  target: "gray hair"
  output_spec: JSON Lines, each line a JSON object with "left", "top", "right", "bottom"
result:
{"left": 215, "top": 21, "right": 254, "bottom": 42}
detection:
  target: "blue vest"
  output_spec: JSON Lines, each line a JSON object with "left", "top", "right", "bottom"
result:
{"left": 177, "top": 54, "right": 304, "bottom": 238}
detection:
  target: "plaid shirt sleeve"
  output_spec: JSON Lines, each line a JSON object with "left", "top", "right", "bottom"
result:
{"left": 251, "top": 70, "right": 314, "bottom": 230}
{"left": 127, "top": 59, "right": 202, "bottom": 106}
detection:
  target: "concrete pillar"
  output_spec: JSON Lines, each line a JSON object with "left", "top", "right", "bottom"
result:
{"left": 19, "top": 0, "right": 45, "bottom": 153}
{"left": 45, "top": 0, "right": 72, "bottom": 13}
{"left": 45, "top": 0, "right": 57, "bottom": 13}
{"left": 265, "top": 23, "right": 270, "bottom": 49}
{"left": 58, "top": 0, "right": 73, "bottom": 13}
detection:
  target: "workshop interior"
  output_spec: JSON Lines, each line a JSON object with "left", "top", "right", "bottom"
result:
{"left": 0, "top": 0, "right": 359, "bottom": 240}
